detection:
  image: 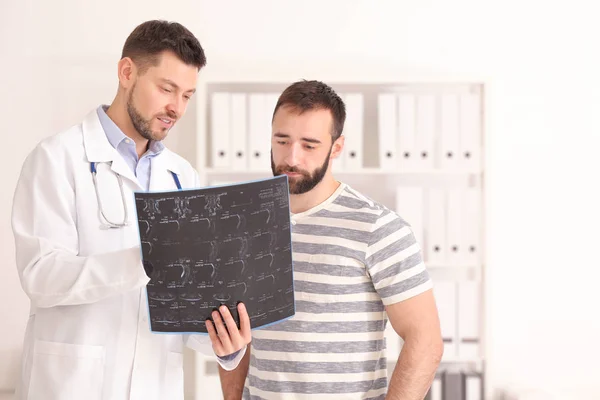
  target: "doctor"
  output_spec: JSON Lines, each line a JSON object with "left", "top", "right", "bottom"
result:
{"left": 11, "top": 20, "right": 250, "bottom": 400}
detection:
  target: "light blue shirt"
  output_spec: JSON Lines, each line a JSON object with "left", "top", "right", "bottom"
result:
{"left": 97, "top": 105, "right": 164, "bottom": 191}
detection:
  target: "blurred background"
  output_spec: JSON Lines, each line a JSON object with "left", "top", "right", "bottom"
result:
{"left": 1, "top": 1, "right": 599, "bottom": 399}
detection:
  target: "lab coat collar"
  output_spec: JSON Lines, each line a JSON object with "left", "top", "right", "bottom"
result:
{"left": 82, "top": 109, "right": 182, "bottom": 190}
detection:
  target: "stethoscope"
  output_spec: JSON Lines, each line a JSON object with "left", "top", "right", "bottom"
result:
{"left": 91, "top": 161, "right": 182, "bottom": 229}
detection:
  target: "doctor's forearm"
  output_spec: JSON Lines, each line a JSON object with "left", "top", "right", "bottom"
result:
{"left": 17, "top": 245, "right": 149, "bottom": 308}
{"left": 12, "top": 144, "right": 150, "bottom": 308}
{"left": 385, "top": 336, "right": 443, "bottom": 400}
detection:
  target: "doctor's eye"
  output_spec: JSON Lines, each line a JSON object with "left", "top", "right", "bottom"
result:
{"left": 162, "top": 87, "right": 172, "bottom": 93}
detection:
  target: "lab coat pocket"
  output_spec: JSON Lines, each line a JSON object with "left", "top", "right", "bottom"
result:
{"left": 163, "top": 351, "right": 185, "bottom": 400}
{"left": 28, "top": 340, "right": 105, "bottom": 400}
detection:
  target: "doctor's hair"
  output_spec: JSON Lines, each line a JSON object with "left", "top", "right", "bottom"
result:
{"left": 121, "top": 20, "right": 206, "bottom": 74}
{"left": 273, "top": 80, "right": 346, "bottom": 140}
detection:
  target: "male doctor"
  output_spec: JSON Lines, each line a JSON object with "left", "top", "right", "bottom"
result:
{"left": 11, "top": 20, "right": 250, "bottom": 400}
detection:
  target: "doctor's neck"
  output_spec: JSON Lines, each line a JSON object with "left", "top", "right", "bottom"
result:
{"left": 105, "top": 100, "right": 151, "bottom": 158}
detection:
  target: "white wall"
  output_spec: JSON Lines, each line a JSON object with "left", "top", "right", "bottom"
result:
{"left": 1, "top": 0, "right": 599, "bottom": 398}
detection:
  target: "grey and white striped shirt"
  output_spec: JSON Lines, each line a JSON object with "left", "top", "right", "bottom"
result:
{"left": 244, "top": 183, "right": 432, "bottom": 399}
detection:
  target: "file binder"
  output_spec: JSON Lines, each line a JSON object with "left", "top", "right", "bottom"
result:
{"left": 434, "top": 281, "right": 457, "bottom": 360}
{"left": 461, "top": 188, "right": 481, "bottom": 266}
{"left": 378, "top": 93, "right": 397, "bottom": 170}
{"left": 416, "top": 94, "right": 436, "bottom": 170}
{"left": 396, "top": 187, "right": 424, "bottom": 248}
{"left": 446, "top": 189, "right": 464, "bottom": 266}
{"left": 210, "top": 92, "right": 231, "bottom": 168}
{"left": 459, "top": 93, "right": 482, "bottom": 171}
{"left": 230, "top": 93, "right": 248, "bottom": 170}
{"left": 248, "top": 93, "right": 269, "bottom": 171}
{"left": 458, "top": 281, "right": 480, "bottom": 359}
{"left": 425, "top": 372, "right": 443, "bottom": 400}
{"left": 461, "top": 372, "right": 483, "bottom": 400}
{"left": 440, "top": 94, "right": 461, "bottom": 170}
{"left": 398, "top": 94, "right": 417, "bottom": 170}
{"left": 384, "top": 318, "right": 403, "bottom": 360}
{"left": 426, "top": 188, "right": 447, "bottom": 265}
{"left": 344, "top": 93, "right": 364, "bottom": 170}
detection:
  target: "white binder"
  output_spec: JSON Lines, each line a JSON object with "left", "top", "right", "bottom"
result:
{"left": 462, "top": 188, "right": 482, "bottom": 266}
{"left": 230, "top": 93, "right": 248, "bottom": 170}
{"left": 210, "top": 92, "right": 231, "bottom": 168}
{"left": 426, "top": 188, "right": 447, "bottom": 265}
{"left": 265, "top": 92, "right": 279, "bottom": 124}
{"left": 440, "top": 94, "right": 461, "bottom": 170}
{"left": 446, "top": 188, "right": 464, "bottom": 266}
{"left": 377, "top": 93, "right": 397, "bottom": 170}
{"left": 458, "top": 281, "right": 480, "bottom": 359}
{"left": 463, "top": 372, "right": 483, "bottom": 400}
{"left": 459, "top": 92, "right": 482, "bottom": 171}
{"left": 395, "top": 187, "right": 424, "bottom": 249}
{"left": 434, "top": 281, "right": 457, "bottom": 360}
{"left": 248, "top": 93, "right": 269, "bottom": 171}
{"left": 397, "top": 94, "right": 417, "bottom": 170}
{"left": 428, "top": 374, "right": 443, "bottom": 400}
{"left": 384, "top": 318, "right": 403, "bottom": 361}
{"left": 264, "top": 93, "right": 279, "bottom": 168}
{"left": 344, "top": 93, "right": 364, "bottom": 170}
{"left": 416, "top": 94, "right": 436, "bottom": 170}
{"left": 333, "top": 148, "right": 345, "bottom": 169}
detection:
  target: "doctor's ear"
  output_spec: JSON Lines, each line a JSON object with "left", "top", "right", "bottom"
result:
{"left": 117, "top": 57, "right": 136, "bottom": 89}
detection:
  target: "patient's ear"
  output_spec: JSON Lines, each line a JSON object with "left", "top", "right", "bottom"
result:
{"left": 331, "top": 135, "right": 345, "bottom": 160}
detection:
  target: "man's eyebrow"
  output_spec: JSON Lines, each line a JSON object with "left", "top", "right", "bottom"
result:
{"left": 301, "top": 137, "right": 322, "bottom": 144}
{"left": 160, "top": 78, "right": 195, "bottom": 93}
{"left": 273, "top": 133, "right": 322, "bottom": 144}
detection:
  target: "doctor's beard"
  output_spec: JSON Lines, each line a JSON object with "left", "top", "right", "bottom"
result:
{"left": 126, "top": 85, "right": 174, "bottom": 142}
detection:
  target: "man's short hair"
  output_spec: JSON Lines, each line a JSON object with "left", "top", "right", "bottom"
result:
{"left": 121, "top": 20, "right": 207, "bottom": 74}
{"left": 274, "top": 80, "right": 346, "bottom": 140}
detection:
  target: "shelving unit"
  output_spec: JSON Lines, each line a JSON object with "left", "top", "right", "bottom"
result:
{"left": 193, "top": 81, "right": 486, "bottom": 400}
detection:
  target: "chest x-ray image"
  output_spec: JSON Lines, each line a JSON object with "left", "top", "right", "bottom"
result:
{"left": 135, "top": 175, "right": 294, "bottom": 333}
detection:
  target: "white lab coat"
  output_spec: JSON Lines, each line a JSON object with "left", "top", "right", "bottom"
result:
{"left": 11, "top": 110, "right": 244, "bottom": 400}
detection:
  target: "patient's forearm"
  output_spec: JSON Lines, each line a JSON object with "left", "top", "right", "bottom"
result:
{"left": 386, "top": 337, "right": 443, "bottom": 400}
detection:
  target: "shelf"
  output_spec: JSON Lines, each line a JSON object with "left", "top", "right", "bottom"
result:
{"left": 202, "top": 167, "right": 483, "bottom": 176}
{"left": 200, "top": 169, "right": 483, "bottom": 196}
{"left": 426, "top": 264, "right": 480, "bottom": 269}
{"left": 387, "top": 357, "right": 484, "bottom": 373}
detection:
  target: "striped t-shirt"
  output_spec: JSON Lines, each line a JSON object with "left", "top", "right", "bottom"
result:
{"left": 243, "top": 183, "right": 432, "bottom": 399}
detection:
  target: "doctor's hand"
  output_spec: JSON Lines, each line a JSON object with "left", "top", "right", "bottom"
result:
{"left": 206, "top": 302, "right": 251, "bottom": 357}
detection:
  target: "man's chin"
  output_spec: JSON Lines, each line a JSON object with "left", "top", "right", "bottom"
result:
{"left": 150, "top": 130, "right": 169, "bottom": 142}
{"left": 289, "top": 182, "right": 310, "bottom": 195}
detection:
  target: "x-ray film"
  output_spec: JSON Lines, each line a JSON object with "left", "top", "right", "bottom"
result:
{"left": 134, "top": 175, "right": 294, "bottom": 334}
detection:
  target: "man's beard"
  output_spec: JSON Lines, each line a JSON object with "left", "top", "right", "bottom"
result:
{"left": 271, "top": 149, "right": 331, "bottom": 195}
{"left": 126, "top": 84, "right": 175, "bottom": 141}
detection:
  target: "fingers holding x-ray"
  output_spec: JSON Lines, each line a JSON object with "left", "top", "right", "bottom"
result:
{"left": 206, "top": 303, "right": 251, "bottom": 357}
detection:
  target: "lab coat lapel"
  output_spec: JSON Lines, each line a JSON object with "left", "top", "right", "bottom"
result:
{"left": 82, "top": 109, "right": 143, "bottom": 191}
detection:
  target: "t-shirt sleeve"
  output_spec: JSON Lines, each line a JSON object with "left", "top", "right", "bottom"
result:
{"left": 365, "top": 208, "right": 432, "bottom": 305}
